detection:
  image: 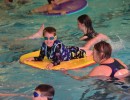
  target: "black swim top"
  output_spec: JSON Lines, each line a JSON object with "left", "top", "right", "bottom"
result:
{"left": 83, "top": 32, "right": 98, "bottom": 41}
{"left": 100, "top": 59, "right": 125, "bottom": 78}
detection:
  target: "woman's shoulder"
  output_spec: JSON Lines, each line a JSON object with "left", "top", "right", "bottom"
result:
{"left": 89, "top": 65, "right": 112, "bottom": 77}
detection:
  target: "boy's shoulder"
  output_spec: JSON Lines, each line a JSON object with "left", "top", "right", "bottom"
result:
{"left": 54, "top": 40, "right": 62, "bottom": 43}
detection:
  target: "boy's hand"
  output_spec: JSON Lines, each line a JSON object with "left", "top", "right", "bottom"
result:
{"left": 46, "top": 63, "right": 54, "bottom": 69}
{"left": 61, "top": 10, "right": 66, "bottom": 15}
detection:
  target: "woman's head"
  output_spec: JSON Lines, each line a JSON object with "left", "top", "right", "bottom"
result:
{"left": 47, "top": 0, "right": 57, "bottom": 5}
{"left": 93, "top": 41, "right": 112, "bottom": 63}
{"left": 43, "top": 27, "right": 57, "bottom": 47}
{"left": 47, "top": 0, "right": 54, "bottom": 4}
{"left": 33, "top": 84, "right": 55, "bottom": 100}
{"left": 77, "top": 14, "right": 95, "bottom": 33}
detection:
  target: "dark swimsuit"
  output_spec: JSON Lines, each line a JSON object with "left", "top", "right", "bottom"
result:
{"left": 100, "top": 59, "right": 125, "bottom": 78}
{"left": 9, "top": 0, "right": 13, "bottom": 2}
{"left": 83, "top": 32, "right": 98, "bottom": 41}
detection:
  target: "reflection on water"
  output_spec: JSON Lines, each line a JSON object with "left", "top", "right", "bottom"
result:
{"left": 80, "top": 77, "right": 130, "bottom": 100}
{"left": 0, "top": 0, "right": 130, "bottom": 100}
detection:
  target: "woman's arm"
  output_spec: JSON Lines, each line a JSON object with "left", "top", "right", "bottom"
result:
{"left": 83, "top": 33, "right": 109, "bottom": 50}
{"left": 62, "top": 70, "right": 89, "bottom": 81}
{"left": 80, "top": 35, "right": 88, "bottom": 41}
{"left": 115, "top": 58, "right": 128, "bottom": 69}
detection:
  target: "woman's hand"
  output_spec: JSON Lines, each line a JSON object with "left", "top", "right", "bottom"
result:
{"left": 61, "top": 69, "right": 83, "bottom": 80}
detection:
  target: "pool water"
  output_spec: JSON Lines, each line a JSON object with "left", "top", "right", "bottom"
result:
{"left": 0, "top": 0, "right": 130, "bottom": 100}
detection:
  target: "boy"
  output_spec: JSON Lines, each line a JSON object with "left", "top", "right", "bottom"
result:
{"left": 0, "top": 84, "right": 55, "bottom": 100}
{"left": 25, "top": 27, "right": 86, "bottom": 69}
{"left": 33, "top": 84, "right": 55, "bottom": 100}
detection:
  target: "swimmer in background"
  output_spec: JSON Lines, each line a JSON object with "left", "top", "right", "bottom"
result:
{"left": 33, "top": 84, "right": 55, "bottom": 100}
{"left": 0, "top": 84, "right": 55, "bottom": 100}
{"left": 17, "top": 24, "right": 45, "bottom": 40}
{"left": 62, "top": 41, "right": 129, "bottom": 81}
{"left": 24, "top": 27, "right": 86, "bottom": 69}
{"left": 31, "top": 0, "right": 71, "bottom": 15}
{"left": 4, "top": 0, "right": 31, "bottom": 6}
{"left": 77, "top": 14, "right": 109, "bottom": 55}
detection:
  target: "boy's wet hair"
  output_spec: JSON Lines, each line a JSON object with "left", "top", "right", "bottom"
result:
{"left": 43, "top": 27, "right": 56, "bottom": 36}
{"left": 35, "top": 84, "right": 55, "bottom": 100}
{"left": 47, "top": 0, "right": 54, "bottom": 4}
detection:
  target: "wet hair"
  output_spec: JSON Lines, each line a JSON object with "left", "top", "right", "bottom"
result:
{"left": 17, "top": 0, "right": 30, "bottom": 4}
{"left": 94, "top": 41, "right": 112, "bottom": 60}
{"left": 47, "top": 0, "right": 54, "bottom": 4}
{"left": 78, "top": 14, "right": 95, "bottom": 34}
{"left": 35, "top": 84, "right": 55, "bottom": 100}
{"left": 43, "top": 27, "right": 56, "bottom": 37}
{"left": 9, "top": 0, "right": 13, "bottom": 2}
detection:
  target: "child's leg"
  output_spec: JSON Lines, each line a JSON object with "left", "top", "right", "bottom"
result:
{"left": 69, "top": 46, "right": 86, "bottom": 59}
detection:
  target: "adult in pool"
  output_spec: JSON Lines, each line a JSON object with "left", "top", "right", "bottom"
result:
{"left": 62, "top": 41, "right": 129, "bottom": 80}
{"left": 77, "top": 14, "right": 109, "bottom": 54}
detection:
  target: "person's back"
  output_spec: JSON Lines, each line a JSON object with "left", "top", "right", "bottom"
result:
{"left": 62, "top": 41, "right": 129, "bottom": 80}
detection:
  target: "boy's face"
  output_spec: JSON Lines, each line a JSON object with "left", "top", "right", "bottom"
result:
{"left": 44, "top": 32, "right": 56, "bottom": 47}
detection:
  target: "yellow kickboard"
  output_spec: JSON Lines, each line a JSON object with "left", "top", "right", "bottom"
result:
{"left": 20, "top": 50, "right": 95, "bottom": 70}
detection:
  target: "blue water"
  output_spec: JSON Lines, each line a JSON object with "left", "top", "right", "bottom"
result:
{"left": 0, "top": 0, "right": 130, "bottom": 100}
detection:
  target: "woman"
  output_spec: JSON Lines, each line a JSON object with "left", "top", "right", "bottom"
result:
{"left": 78, "top": 14, "right": 109, "bottom": 52}
{"left": 63, "top": 41, "right": 129, "bottom": 80}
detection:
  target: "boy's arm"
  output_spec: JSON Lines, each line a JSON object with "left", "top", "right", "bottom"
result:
{"left": 51, "top": 44, "right": 62, "bottom": 66}
{"left": 34, "top": 47, "right": 45, "bottom": 61}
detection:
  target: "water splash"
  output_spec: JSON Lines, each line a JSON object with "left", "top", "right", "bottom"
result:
{"left": 108, "top": 35, "right": 125, "bottom": 52}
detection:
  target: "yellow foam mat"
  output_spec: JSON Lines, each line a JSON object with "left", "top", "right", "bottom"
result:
{"left": 20, "top": 50, "right": 95, "bottom": 70}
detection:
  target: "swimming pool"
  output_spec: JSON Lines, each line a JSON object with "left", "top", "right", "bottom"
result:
{"left": 0, "top": 0, "right": 130, "bottom": 100}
